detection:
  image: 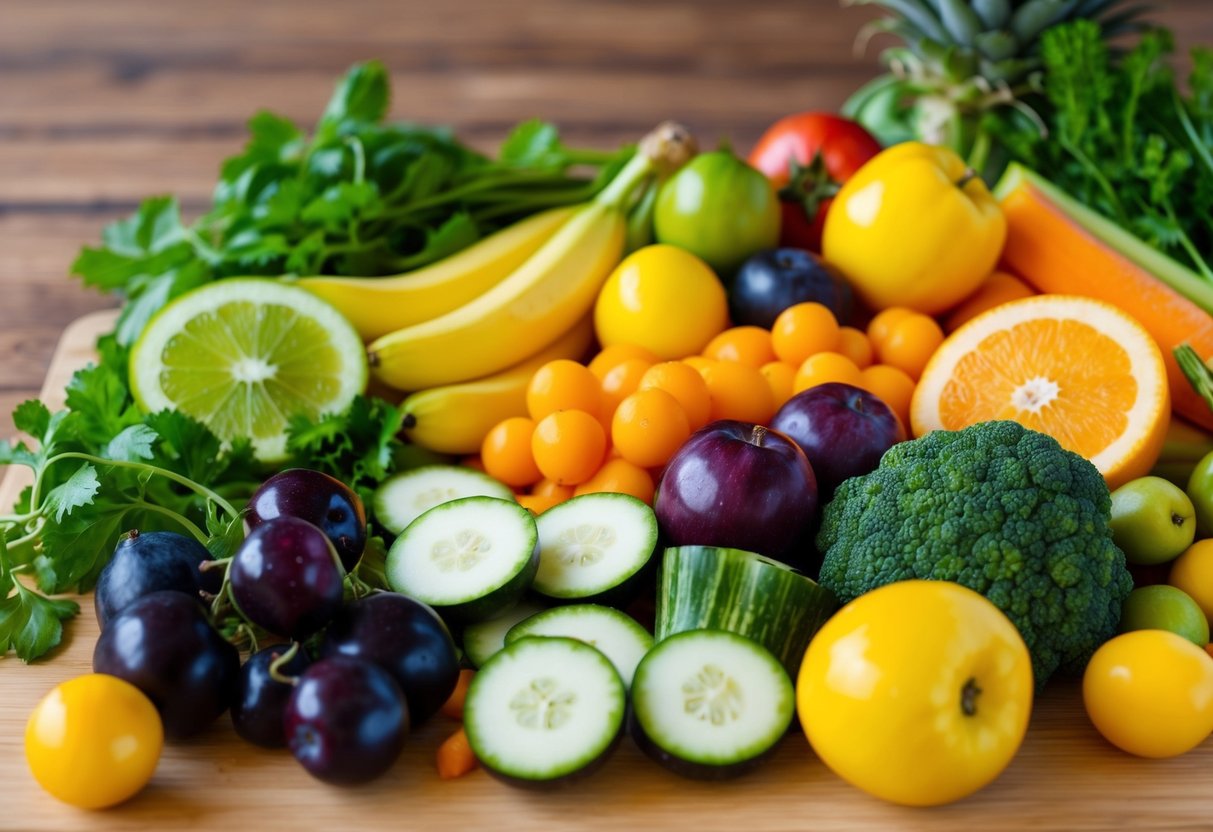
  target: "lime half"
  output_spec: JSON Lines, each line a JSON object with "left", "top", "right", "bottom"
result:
{"left": 130, "top": 279, "right": 367, "bottom": 460}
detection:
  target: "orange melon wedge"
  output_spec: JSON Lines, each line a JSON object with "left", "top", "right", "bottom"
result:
{"left": 911, "top": 295, "right": 1170, "bottom": 489}
{"left": 994, "top": 164, "right": 1213, "bottom": 430}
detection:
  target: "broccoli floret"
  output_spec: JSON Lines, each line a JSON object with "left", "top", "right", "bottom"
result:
{"left": 817, "top": 420, "right": 1132, "bottom": 686}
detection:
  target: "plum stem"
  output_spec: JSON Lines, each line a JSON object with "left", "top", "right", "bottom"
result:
{"left": 750, "top": 424, "right": 769, "bottom": 447}
{"left": 268, "top": 642, "right": 303, "bottom": 687}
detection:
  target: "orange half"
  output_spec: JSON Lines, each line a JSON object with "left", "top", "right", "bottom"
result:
{"left": 911, "top": 295, "right": 1169, "bottom": 489}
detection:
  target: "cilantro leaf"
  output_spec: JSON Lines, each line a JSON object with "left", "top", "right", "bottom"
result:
{"left": 41, "top": 464, "right": 101, "bottom": 524}
{"left": 101, "top": 424, "right": 158, "bottom": 462}
{"left": 319, "top": 60, "right": 390, "bottom": 132}
{"left": 286, "top": 395, "right": 404, "bottom": 505}
{"left": 0, "top": 535, "right": 80, "bottom": 662}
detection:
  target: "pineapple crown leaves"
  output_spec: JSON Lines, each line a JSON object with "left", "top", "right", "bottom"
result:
{"left": 848, "top": 0, "right": 1153, "bottom": 86}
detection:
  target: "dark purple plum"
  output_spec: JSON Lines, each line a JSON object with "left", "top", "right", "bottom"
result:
{"left": 93, "top": 590, "right": 240, "bottom": 739}
{"left": 231, "top": 645, "right": 313, "bottom": 748}
{"left": 246, "top": 469, "right": 366, "bottom": 571}
{"left": 229, "top": 516, "right": 345, "bottom": 640}
{"left": 654, "top": 420, "right": 818, "bottom": 563}
{"left": 285, "top": 656, "right": 409, "bottom": 785}
{"left": 94, "top": 530, "right": 218, "bottom": 629}
{"left": 320, "top": 593, "right": 459, "bottom": 725}
{"left": 729, "top": 248, "right": 853, "bottom": 328}
{"left": 770, "top": 382, "right": 905, "bottom": 498}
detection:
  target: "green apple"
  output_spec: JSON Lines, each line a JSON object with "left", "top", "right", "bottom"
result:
{"left": 1118, "top": 585, "right": 1210, "bottom": 646}
{"left": 1186, "top": 450, "right": 1213, "bottom": 538}
{"left": 1109, "top": 476, "right": 1196, "bottom": 566}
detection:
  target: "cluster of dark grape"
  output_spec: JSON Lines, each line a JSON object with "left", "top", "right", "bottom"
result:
{"left": 91, "top": 469, "right": 461, "bottom": 786}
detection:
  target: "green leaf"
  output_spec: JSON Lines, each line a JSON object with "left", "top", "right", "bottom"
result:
{"left": 12, "top": 400, "right": 51, "bottom": 440}
{"left": 355, "top": 535, "right": 390, "bottom": 590}
{"left": 205, "top": 505, "right": 246, "bottom": 562}
{"left": 320, "top": 60, "right": 390, "bottom": 132}
{"left": 63, "top": 362, "right": 140, "bottom": 447}
{"left": 42, "top": 464, "right": 101, "bottom": 523}
{"left": 101, "top": 424, "right": 158, "bottom": 462}
{"left": 100, "top": 196, "right": 188, "bottom": 258}
{"left": 500, "top": 120, "right": 562, "bottom": 167}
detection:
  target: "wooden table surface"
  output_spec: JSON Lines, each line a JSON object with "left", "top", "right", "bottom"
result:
{"left": 2, "top": 2, "right": 1213, "bottom": 829}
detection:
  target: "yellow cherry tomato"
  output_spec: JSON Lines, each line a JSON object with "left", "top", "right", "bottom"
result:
{"left": 1083, "top": 629, "right": 1213, "bottom": 758}
{"left": 594, "top": 244, "right": 729, "bottom": 360}
{"left": 798, "top": 580, "right": 1032, "bottom": 807}
{"left": 26, "top": 674, "right": 163, "bottom": 809}
{"left": 823, "top": 142, "right": 1007, "bottom": 315}
{"left": 1169, "top": 539, "right": 1213, "bottom": 625}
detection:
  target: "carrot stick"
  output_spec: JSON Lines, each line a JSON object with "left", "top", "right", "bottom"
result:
{"left": 436, "top": 727, "right": 478, "bottom": 780}
{"left": 440, "top": 668, "right": 475, "bottom": 720}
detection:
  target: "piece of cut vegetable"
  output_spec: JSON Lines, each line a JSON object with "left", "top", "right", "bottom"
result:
{"left": 374, "top": 466, "right": 513, "bottom": 536}
{"left": 505, "top": 604, "right": 653, "bottom": 688}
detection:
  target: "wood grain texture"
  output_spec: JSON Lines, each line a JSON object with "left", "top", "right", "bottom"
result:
{"left": 2, "top": 312, "right": 1213, "bottom": 830}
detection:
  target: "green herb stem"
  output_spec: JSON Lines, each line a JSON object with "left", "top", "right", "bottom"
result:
{"left": 43, "top": 453, "right": 240, "bottom": 520}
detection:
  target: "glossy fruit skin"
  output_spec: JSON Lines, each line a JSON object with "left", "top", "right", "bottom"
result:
{"left": 822, "top": 142, "right": 1007, "bottom": 315}
{"left": 25, "top": 674, "right": 163, "bottom": 809}
{"left": 230, "top": 645, "right": 313, "bottom": 748}
{"left": 770, "top": 382, "right": 905, "bottom": 498}
{"left": 654, "top": 151, "right": 780, "bottom": 277}
{"left": 748, "top": 112, "right": 883, "bottom": 251}
{"left": 229, "top": 516, "right": 346, "bottom": 640}
{"left": 320, "top": 592, "right": 460, "bottom": 725}
{"left": 1187, "top": 450, "right": 1213, "bottom": 536}
{"left": 798, "top": 580, "right": 1032, "bottom": 807}
{"left": 285, "top": 656, "right": 409, "bottom": 785}
{"left": 92, "top": 591, "right": 241, "bottom": 739}
{"left": 1083, "top": 630, "right": 1213, "bottom": 758}
{"left": 1109, "top": 476, "right": 1196, "bottom": 566}
{"left": 246, "top": 468, "right": 367, "bottom": 572}
{"left": 94, "top": 530, "right": 216, "bottom": 628}
{"left": 654, "top": 420, "right": 818, "bottom": 564}
{"left": 594, "top": 244, "right": 729, "bottom": 360}
{"left": 1169, "top": 539, "right": 1213, "bottom": 625}
{"left": 730, "top": 248, "right": 853, "bottom": 329}
{"left": 1118, "top": 585, "right": 1210, "bottom": 645}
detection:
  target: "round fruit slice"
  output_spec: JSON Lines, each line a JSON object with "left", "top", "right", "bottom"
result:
{"left": 129, "top": 279, "right": 366, "bottom": 460}
{"left": 911, "top": 295, "right": 1169, "bottom": 489}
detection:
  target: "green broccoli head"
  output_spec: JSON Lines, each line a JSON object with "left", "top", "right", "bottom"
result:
{"left": 817, "top": 420, "right": 1132, "bottom": 686}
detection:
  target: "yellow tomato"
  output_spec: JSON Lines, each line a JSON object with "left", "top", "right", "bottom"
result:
{"left": 26, "top": 674, "right": 163, "bottom": 809}
{"left": 822, "top": 142, "right": 1006, "bottom": 315}
{"left": 593, "top": 244, "right": 729, "bottom": 360}
{"left": 797, "top": 580, "right": 1032, "bottom": 807}
{"left": 1083, "top": 630, "right": 1213, "bottom": 758}
{"left": 1169, "top": 539, "right": 1213, "bottom": 625}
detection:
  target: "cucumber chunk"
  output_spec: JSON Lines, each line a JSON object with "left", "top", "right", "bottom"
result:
{"left": 505, "top": 604, "right": 653, "bottom": 689}
{"left": 386, "top": 496, "right": 538, "bottom": 622}
{"left": 464, "top": 636, "right": 626, "bottom": 785}
{"left": 533, "top": 492, "right": 657, "bottom": 604}
{"left": 374, "top": 465, "right": 512, "bottom": 535}
{"left": 461, "top": 601, "right": 548, "bottom": 668}
{"left": 656, "top": 545, "right": 837, "bottom": 678}
{"left": 630, "top": 629, "right": 793, "bottom": 779}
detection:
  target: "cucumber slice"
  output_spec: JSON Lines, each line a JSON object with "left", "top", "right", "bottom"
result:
{"left": 630, "top": 629, "right": 794, "bottom": 780}
{"left": 656, "top": 546, "right": 837, "bottom": 679}
{"left": 386, "top": 497, "right": 538, "bottom": 622}
{"left": 533, "top": 492, "right": 657, "bottom": 604}
{"left": 374, "top": 465, "right": 512, "bottom": 535}
{"left": 505, "top": 604, "right": 653, "bottom": 688}
{"left": 461, "top": 600, "right": 548, "bottom": 668}
{"left": 464, "top": 636, "right": 626, "bottom": 785}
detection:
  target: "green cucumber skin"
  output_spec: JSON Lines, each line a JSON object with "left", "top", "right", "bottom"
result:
{"left": 627, "top": 710, "right": 777, "bottom": 782}
{"left": 532, "top": 555, "right": 657, "bottom": 609}
{"left": 478, "top": 730, "right": 623, "bottom": 790}
{"left": 655, "top": 546, "right": 837, "bottom": 678}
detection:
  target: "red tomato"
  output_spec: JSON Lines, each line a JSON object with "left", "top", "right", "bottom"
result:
{"left": 748, "top": 113, "right": 882, "bottom": 252}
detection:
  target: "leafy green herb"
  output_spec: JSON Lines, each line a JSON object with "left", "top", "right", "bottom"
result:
{"left": 72, "top": 61, "right": 628, "bottom": 346}
{"left": 1000, "top": 22, "right": 1213, "bottom": 279}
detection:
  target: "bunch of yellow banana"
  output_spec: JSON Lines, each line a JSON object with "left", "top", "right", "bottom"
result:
{"left": 398, "top": 316, "right": 595, "bottom": 454}
{"left": 296, "top": 121, "right": 696, "bottom": 453}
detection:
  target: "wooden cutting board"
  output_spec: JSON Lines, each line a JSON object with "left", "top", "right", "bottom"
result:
{"left": 0, "top": 311, "right": 1208, "bottom": 831}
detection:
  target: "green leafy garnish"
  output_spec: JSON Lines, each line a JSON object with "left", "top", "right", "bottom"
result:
{"left": 71, "top": 61, "right": 628, "bottom": 346}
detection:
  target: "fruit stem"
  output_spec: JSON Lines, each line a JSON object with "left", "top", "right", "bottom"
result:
{"left": 750, "top": 424, "right": 769, "bottom": 447}
{"left": 955, "top": 169, "right": 980, "bottom": 191}
{"left": 268, "top": 642, "right": 303, "bottom": 687}
{"left": 961, "top": 677, "right": 982, "bottom": 717}
{"left": 595, "top": 122, "right": 697, "bottom": 209}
